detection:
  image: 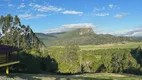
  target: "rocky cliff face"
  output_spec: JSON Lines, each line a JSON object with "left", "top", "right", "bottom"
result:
{"left": 77, "top": 28, "right": 94, "bottom": 35}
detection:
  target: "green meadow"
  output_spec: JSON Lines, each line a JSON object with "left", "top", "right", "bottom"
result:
{"left": 48, "top": 42, "right": 142, "bottom": 51}
{"left": 80, "top": 42, "right": 142, "bottom": 51}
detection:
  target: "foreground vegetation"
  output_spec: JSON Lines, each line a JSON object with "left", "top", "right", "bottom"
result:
{"left": 0, "top": 42, "right": 140, "bottom": 75}
{"left": 47, "top": 45, "right": 142, "bottom": 74}
{"left": 1, "top": 73, "right": 142, "bottom": 80}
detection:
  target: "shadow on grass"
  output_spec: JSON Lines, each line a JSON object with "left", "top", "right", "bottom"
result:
{"left": 130, "top": 46, "right": 142, "bottom": 75}
{"left": 5, "top": 74, "right": 41, "bottom": 80}
{"left": 10, "top": 51, "right": 58, "bottom": 73}
{"left": 3, "top": 73, "right": 114, "bottom": 80}
{"left": 54, "top": 77, "right": 113, "bottom": 80}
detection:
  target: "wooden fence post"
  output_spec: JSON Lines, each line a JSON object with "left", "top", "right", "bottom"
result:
{"left": 6, "top": 66, "right": 9, "bottom": 74}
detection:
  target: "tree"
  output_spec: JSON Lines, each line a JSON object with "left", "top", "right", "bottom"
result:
{"left": 5, "top": 14, "right": 13, "bottom": 32}
{"left": 61, "top": 43, "right": 80, "bottom": 73}
{"left": 131, "top": 46, "right": 142, "bottom": 65}
{"left": 64, "top": 44, "right": 80, "bottom": 63}
{"left": 14, "top": 15, "right": 21, "bottom": 25}
{"left": 0, "top": 16, "right": 5, "bottom": 29}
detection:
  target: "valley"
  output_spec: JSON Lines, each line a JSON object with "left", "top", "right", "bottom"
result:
{"left": 0, "top": 0, "right": 142, "bottom": 79}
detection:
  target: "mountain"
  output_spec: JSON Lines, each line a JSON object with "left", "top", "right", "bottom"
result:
{"left": 36, "top": 28, "right": 136, "bottom": 46}
{"left": 134, "top": 36, "right": 142, "bottom": 41}
{"left": 0, "top": 14, "right": 44, "bottom": 49}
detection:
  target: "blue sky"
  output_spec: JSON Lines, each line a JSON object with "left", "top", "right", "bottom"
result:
{"left": 0, "top": 0, "right": 142, "bottom": 36}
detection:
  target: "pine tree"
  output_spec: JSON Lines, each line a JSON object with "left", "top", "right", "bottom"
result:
{"left": 5, "top": 14, "right": 13, "bottom": 28}
{"left": 14, "top": 15, "right": 21, "bottom": 25}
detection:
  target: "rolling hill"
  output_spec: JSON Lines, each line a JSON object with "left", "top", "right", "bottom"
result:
{"left": 36, "top": 28, "right": 137, "bottom": 46}
{"left": 134, "top": 36, "right": 142, "bottom": 41}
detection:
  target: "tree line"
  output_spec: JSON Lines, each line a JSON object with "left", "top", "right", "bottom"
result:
{"left": 0, "top": 14, "right": 45, "bottom": 49}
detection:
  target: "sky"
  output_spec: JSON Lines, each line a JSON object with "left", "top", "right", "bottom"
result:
{"left": 0, "top": 0, "right": 142, "bottom": 36}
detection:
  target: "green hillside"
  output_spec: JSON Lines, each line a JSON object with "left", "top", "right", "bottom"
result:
{"left": 36, "top": 28, "right": 136, "bottom": 46}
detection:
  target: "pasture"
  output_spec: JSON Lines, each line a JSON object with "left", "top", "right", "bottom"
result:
{"left": 80, "top": 42, "right": 142, "bottom": 51}
{"left": 48, "top": 42, "right": 142, "bottom": 51}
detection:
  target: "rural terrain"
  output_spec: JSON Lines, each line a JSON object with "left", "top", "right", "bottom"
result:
{"left": 1, "top": 0, "right": 142, "bottom": 79}
{"left": 0, "top": 14, "right": 142, "bottom": 80}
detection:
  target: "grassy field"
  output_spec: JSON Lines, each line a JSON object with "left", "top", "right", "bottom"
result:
{"left": 48, "top": 42, "right": 142, "bottom": 51}
{"left": 80, "top": 42, "right": 142, "bottom": 51}
{"left": 1, "top": 73, "right": 142, "bottom": 80}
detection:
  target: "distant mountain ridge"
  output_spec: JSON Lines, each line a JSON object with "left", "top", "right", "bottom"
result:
{"left": 134, "top": 36, "right": 142, "bottom": 41}
{"left": 36, "top": 28, "right": 137, "bottom": 46}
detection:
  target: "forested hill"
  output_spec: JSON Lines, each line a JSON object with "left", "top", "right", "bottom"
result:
{"left": 36, "top": 28, "right": 136, "bottom": 46}
{"left": 0, "top": 14, "right": 44, "bottom": 49}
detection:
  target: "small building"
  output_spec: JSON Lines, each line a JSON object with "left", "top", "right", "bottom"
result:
{"left": 0, "top": 45, "right": 20, "bottom": 74}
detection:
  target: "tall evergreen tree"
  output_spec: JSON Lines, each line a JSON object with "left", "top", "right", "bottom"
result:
{"left": 5, "top": 14, "right": 13, "bottom": 29}
{"left": 14, "top": 15, "right": 21, "bottom": 26}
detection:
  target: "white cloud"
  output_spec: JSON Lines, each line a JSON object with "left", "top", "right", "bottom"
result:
{"left": 98, "top": 27, "right": 142, "bottom": 37}
{"left": 62, "top": 23, "right": 95, "bottom": 29}
{"left": 109, "top": 4, "right": 120, "bottom": 9}
{"left": 17, "top": 3, "right": 25, "bottom": 9}
{"left": 29, "top": 3, "right": 34, "bottom": 7}
{"left": 61, "top": 10, "right": 83, "bottom": 15}
{"left": 36, "top": 14, "right": 47, "bottom": 18}
{"left": 109, "top": 4, "right": 113, "bottom": 8}
{"left": 114, "top": 13, "right": 128, "bottom": 19}
{"left": 44, "top": 23, "right": 96, "bottom": 34}
{"left": 94, "top": 7, "right": 105, "bottom": 11}
{"left": 95, "top": 13, "right": 109, "bottom": 16}
{"left": 29, "top": 3, "right": 63, "bottom": 12}
{"left": 113, "top": 28, "right": 142, "bottom": 36}
{"left": 8, "top": 3, "right": 13, "bottom": 7}
{"left": 132, "top": 32, "right": 142, "bottom": 36}
{"left": 18, "top": 14, "right": 47, "bottom": 19}
{"left": 18, "top": 14, "right": 33, "bottom": 19}
{"left": 114, "top": 14, "right": 123, "bottom": 19}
